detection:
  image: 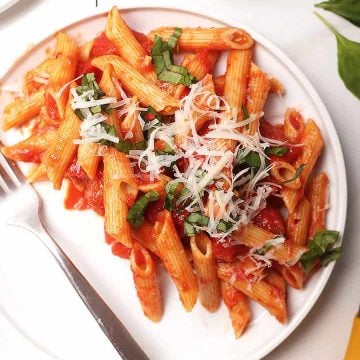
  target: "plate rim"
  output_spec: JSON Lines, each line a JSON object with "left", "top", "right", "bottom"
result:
{"left": 0, "top": 5, "right": 348, "bottom": 360}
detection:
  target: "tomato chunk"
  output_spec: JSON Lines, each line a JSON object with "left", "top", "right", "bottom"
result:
{"left": 253, "top": 207, "right": 286, "bottom": 235}
{"left": 91, "top": 32, "right": 119, "bottom": 57}
{"left": 211, "top": 240, "right": 248, "bottom": 262}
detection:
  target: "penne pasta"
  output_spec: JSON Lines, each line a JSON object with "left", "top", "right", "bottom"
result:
{"left": 283, "top": 108, "right": 305, "bottom": 143}
{"left": 77, "top": 142, "right": 100, "bottom": 180}
{"left": 287, "top": 197, "right": 311, "bottom": 246}
{"left": 130, "top": 241, "right": 163, "bottom": 322}
{"left": 103, "top": 147, "right": 137, "bottom": 248}
{"left": 270, "top": 161, "right": 302, "bottom": 190}
{"left": 2, "top": 88, "right": 45, "bottom": 131}
{"left": 1, "top": 129, "right": 57, "bottom": 163}
{"left": 281, "top": 119, "right": 324, "bottom": 213}
{"left": 220, "top": 280, "right": 251, "bottom": 338}
{"left": 190, "top": 233, "right": 221, "bottom": 312}
{"left": 43, "top": 89, "right": 81, "bottom": 190}
{"left": 91, "top": 55, "right": 179, "bottom": 114}
{"left": 246, "top": 63, "right": 271, "bottom": 135}
{"left": 24, "top": 58, "right": 56, "bottom": 94}
{"left": 148, "top": 27, "right": 254, "bottom": 51}
{"left": 121, "top": 96, "right": 144, "bottom": 143}
{"left": 308, "top": 172, "right": 329, "bottom": 239}
{"left": 218, "top": 262, "right": 287, "bottom": 323}
{"left": 154, "top": 210, "right": 199, "bottom": 311}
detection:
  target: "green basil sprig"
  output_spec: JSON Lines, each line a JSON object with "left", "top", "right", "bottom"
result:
{"left": 315, "top": 0, "right": 360, "bottom": 27}
{"left": 282, "top": 164, "right": 305, "bottom": 184}
{"left": 315, "top": 12, "right": 360, "bottom": 99}
{"left": 151, "top": 29, "right": 197, "bottom": 86}
{"left": 300, "top": 230, "right": 342, "bottom": 272}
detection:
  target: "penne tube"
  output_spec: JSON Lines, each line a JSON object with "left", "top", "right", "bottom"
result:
{"left": 283, "top": 108, "right": 305, "bottom": 143}
{"left": 213, "top": 74, "right": 225, "bottom": 96}
{"left": 91, "top": 55, "right": 179, "bottom": 114}
{"left": 270, "top": 161, "right": 302, "bottom": 190}
{"left": 281, "top": 119, "right": 324, "bottom": 213}
{"left": 103, "top": 147, "right": 137, "bottom": 248}
{"left": 190, "top": 233, "right": 221, "bottom": 312}
{"left": 2, "top": 88, "right": 45, "bottom": 131}
{"left": 246, "top": 63, "right": 271, "bottom": 135}
{"left": 232, "top": 224, "right": 307, "bottom": 266}
{"left": 130, "top": 220, "right": 160, "bottom": 257}
{"left": 307, "top": 172, "right": 329, "bottom": 239}
{"left": 27, "top": 163, "right": 48, "bottom": 183}
{"left": 130, "top": 241, "right": 163, "bottom": 322}
{"left": 224, "top": 48, "right": 252, "bottom": 119}
{"left": 43, "top": 90, "right": 81, "bottom": 190}
{"left": 220, "top": 280, "right": 251, "bottom": 338}
{"left": 287, "top": 197, "right": 311, "bottom": 246}
{"left": 174, "top": 50, "right": 219, "bottom": 99}
{"left": 154, "top": 210, "right": 199, "bottom": 311}
{"left": 24, "top": 58, "right": 56, "bottom": 94}
{"left": 218, "top": 262, "right": 287, "bottom": 323}
{"left": 105, "top": 6, "right": 158, "bottom": 83}
{"left": 266, "top": 269, "right": 286, "bottom": 295}
{"left": 277, "top": 263, "right": 305, "bottom": 290}
{"left": 148, "top": 27, "right": 254, "bottom": 51}
{"left": 77, "top": 142, "right": 100, "bottom": 180}
{"left": 79, "top": 39, "right": 95, "bottom": 62}
{"left": 1, "top": 129, "right": 57, "bottom": 163}
{"left": 121, "top": 96, "right": 144, "bottom": 143}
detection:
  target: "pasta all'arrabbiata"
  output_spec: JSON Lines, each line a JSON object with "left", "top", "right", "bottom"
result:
{"left": 0, "top": 6, "right": 342, "bottom": 337}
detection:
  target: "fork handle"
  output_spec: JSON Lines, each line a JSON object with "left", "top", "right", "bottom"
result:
{"left": 28, "top": 219, "right": 149, "bottom": 360}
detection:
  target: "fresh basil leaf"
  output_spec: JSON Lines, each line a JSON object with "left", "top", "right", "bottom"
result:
{"left": 265, "top": 146, "right": 289, "bottom": 156}
{"left": 300, "top": 230, "right": 341, "bottom": 272}
{"left": 168, "top": 27, "right": 182, "bottom": 49}
{"left": 127, "top": 191, "right": 160, "bottom": 228}
{"left": 245, "top": 151, "right": 262, "bottom": 168}
{"left": 186, "top": 213, "right": 210, "bottom": 226}
{"left": 320, "top": 246, "right": 342, "bottom": 266}
{"left": 255, "top": 243, "right": 274, "bottom": 256}
{"left": 74, "top": 109, "right": 84, "bottom": 120}
{"left": 315, "top": 12, "right": 360, "bottom": 99}
{"left": 241, "top": 104, "right": 250, "bottom": 130}
{"left": 282, "top": 164, "right": 305, "bottom": 184}
{"left": 184, "top": 222, "right": 197, "bottom": 236}
{"left": 165, "top": 182, "right": 180, "bottom": 211}
{"left": 155, "top": 143, "right": 175, "bottom": 155}
{"left": 217, "top": 220, "right": 234, "bottom": 233}
{"left": 315, "top": 0, "right": 360, "bottom": 27}
{"left": 150, "top": 32, "right": 197, "bottom": 86}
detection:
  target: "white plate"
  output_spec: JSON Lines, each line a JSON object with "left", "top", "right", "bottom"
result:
{"left": 0, "top": 0, "right": 21, "bottom": 14}
{"left": 0, "top": 7, "right": 347, "bottom": 360}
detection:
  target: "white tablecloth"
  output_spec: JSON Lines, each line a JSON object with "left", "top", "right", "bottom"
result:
{"left": 0, "top": 0, "right": 359, "bottom": 359}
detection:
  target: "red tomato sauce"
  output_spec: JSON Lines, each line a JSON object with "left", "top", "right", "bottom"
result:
{"left": 75, "top": 60, "right": 102, "bottom": 82}
{"left": 132, "top": 30, "right": 154, "bottom": 55}
{"left": 253, "top": 206, "right": 286, "bottom": 235}
{"left": 44, "top": 92, "right": 59, "bottom": 120}
{"left": 145, "top": 198, "right": 165, "bottom": 224}
{"left": 211, "top": 239, "right": 248, "bottom": 262}
{"left": 172, "top": 210, "right": 190, "bottom": 239}
{"left": 91, "top": 32, "right": 119, "bottom": 57}
{"left": 64, "top": 181, "right": 89, "bottom": 210}
{"left": 104, "top": 232, "right": 131, "bottom": 259}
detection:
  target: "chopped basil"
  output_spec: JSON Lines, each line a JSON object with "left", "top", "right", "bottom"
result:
{"left": 315, "top": 0, "right": 360, "bottom": 27}
{"left": 184, "top": 222, "right": 197, "bottom": 237}
{"left": 100, "top": 124, "right": 147, "bottom": 153}
{"left": 300, "top": 230, "right": 341, "bottom": 272}
{"left": 265, "top": 146, "right": 289, "bottom": 156}
{"left": 282, "top": 164, "right": 305, "bottom": 184}
{"left": 155, "top": 143, "right": 175, "bottom": 155}
{"left": 127, "top": 191, "right": 160, "bottom": 228}
{"left": 255, "top": 243, "right": 274, "bottom": 256}
{"left": 217, "top": 219, "right": 235, "bottom": 233}
{"left": 151, "top": 32, "right": 197, "bottom": 86}
{"left": 187, "top": 213, "right": 209, "bottom": 226}
{"left": 236, "top": 150, "right": 264, "bottom": 168}
{"left": 165, "top": 181, "right": 180, "bottom": 211}
{"left": 241, "top": 104, "right": 250, "bottom": 129}
{"left": 167, "top": 27, "right": 182, "bottom": 49}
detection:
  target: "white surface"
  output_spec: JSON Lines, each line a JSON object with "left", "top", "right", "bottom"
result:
{"left": 0, "top": 0, "right": 21, "bottom": 14}
{"left": 0, "top": 1, "right": 358, "bottom": 360}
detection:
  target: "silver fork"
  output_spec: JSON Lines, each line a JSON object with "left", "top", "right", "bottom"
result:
{"left": 0, "top": 149, "right": 149, "bottom": 360}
